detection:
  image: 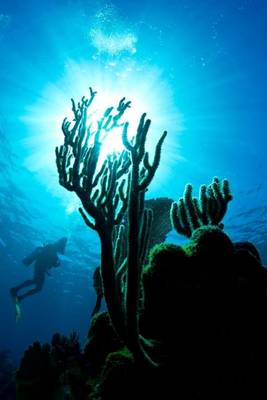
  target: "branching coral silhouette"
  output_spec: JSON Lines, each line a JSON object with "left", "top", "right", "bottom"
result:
{"left": 56, "top": 88, "right": 131, "bottom": 341}
{"left": 56, "top": 88, "right": 167, "bottom": 367}
{"left": 171, "top": 177, "right": 233, "bottom": 237}
{"left": 121, "top": 112, "right": 167, "bottom": 365}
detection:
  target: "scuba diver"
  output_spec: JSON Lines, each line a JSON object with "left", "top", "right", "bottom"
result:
{"left": 10, "top": 237, "right": 68, "bottom": 321}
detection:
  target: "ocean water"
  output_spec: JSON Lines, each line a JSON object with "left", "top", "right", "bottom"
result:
{"left": 0, "top": 0, "right": 266, "bottom": 370}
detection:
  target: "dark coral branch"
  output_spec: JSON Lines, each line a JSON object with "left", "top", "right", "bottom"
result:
{"left": 123, "top": 112, "right": 167, "bottom": 367}
{"left": 56, "top": 89, "right": 132, "bottom": 342}
{"left": 138, "top": 130, "right": 167, "bottom": 191}
{"left": 78, "top": 207, "right": 96, "bottom": 230}
{"left": 56, "top": 89, "right": 167, "bottom": 368}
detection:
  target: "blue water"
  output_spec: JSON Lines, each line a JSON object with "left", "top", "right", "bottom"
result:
{"left": 0, "top": 0, "right": 266, "bottom": 365}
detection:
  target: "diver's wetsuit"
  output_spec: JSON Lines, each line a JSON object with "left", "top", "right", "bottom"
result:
{"left": 10, "top": 244, "right": 60, "bottom": 302}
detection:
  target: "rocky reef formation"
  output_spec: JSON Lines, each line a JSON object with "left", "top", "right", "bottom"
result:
{"left": 16, "top": 90, "right": 267, "bottom": 399}
{"left": 16, "top": 226, "right": 267, "bottom": 399}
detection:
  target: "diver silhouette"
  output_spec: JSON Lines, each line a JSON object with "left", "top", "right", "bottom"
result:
{"left": 10, "top": 237, "right": 68, "bottom": 304}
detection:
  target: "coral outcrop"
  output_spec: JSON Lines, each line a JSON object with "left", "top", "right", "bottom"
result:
{"left": 16, "top": 90, "right": 267, "bottom": 399}
{"left": 17, "top": 225, "right": 267, "bottom": 399}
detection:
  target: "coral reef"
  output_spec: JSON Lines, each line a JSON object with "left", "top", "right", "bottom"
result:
{"left": 93, "top": 348, "right": 136, "bottom": 400}
{"left": 90, "top": 197, "right": 173, "bottom": 318}
{"left": 171, "top": 177, "right": 232, "bottom": 237}
{"left": 84, "top": 312, "right": 122, "bottom": 376}
{"left": 16, "top": 341, "right": 61, "bottom": 400}
{"left": 139, "top": 197, "right": 173, "bottom": 255}
{"left": 17, "top": 227, "right": 267, "bottom": 399}
{"left": 17, "top": 89, "right": 267, "bottom": 399}
{"left": 56, "top": 89, "right": 166, "bottom": 366}
{"left": 16, "top": 333, "right": 86, "bottom": 400}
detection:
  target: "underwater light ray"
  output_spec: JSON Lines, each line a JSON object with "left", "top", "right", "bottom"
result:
{"left": 21, "top": 60, "right": 183, "bottom": 209}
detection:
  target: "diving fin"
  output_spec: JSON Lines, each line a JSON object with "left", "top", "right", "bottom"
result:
{"left": 15, "top": 298, "right": 22, "bottom": 323}
{"left": 10, "top": 289, "right": 22, "bottom": 322}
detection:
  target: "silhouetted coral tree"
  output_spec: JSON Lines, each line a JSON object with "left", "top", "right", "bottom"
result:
{"left": 122, "top": 114, "right": 166, "bottom": 366}
{"left": 56, "top": 88, "right": 167, "bottom": 367}
{"left": 171, "top": 177, "right": 232, "bottom": 237}
{"left": 56, "top": 88, "right": 131, "bottom": 342}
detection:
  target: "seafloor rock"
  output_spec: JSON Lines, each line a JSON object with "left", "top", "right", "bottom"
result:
{"left": 17, "top": 226, "right": 267, "bottom": 399}
{"left": 84, "top": 312, "right": 123, "bottom": 377}
{"left": 16, "top": 341, "right": 62, "bottom": 400}
{"left": 89, "top": 348, "right": 136, "bottom": 400}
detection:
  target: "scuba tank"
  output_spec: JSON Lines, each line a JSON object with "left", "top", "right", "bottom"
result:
{"left": 22, "top": 246, "right": 43, "bottom": 266}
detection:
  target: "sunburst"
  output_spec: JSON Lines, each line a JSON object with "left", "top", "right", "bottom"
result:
{"left": 20, "top": 59, "right": 183, "bottom": 210}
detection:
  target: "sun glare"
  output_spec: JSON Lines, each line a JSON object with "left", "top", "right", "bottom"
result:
{"left": 82, "top": 89, "right": 155, "bottom": 160}
{"left": 20, "top": 60, "right": 183, "bottom": 205}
